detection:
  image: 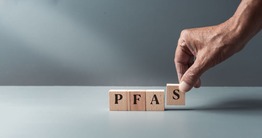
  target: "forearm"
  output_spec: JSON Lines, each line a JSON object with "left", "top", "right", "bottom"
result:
{"left": 229, "top": 0, "right": 262, "bottom": 45}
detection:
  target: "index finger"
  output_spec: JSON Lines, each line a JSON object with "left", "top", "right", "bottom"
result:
{"left": 174, "top": 39, "right": 194, "bottom": 83}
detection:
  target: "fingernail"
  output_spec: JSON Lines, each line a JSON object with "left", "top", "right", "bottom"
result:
{"left": 180, "top": 81, "right": 191, "bottom": 92}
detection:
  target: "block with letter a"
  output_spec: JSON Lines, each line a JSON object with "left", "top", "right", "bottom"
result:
{"left": 146, "top": 89, "right": 165, "bottom": 111}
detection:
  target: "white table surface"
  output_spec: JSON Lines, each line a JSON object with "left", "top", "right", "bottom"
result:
{"left": 0, "top": 86, "right": 262, "bottom": 138}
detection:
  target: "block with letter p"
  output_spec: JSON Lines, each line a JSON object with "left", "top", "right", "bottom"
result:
{"left": 109, "top": 89, "right": 129, "bottom": 111}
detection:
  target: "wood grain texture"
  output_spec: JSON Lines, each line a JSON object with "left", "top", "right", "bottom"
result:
{"left": 146, "top": 90, "right": 165, "bottom": 111}
{"left": 109, "top": 89, "right": 128, "bottom": 111}
{"left": 129, "top": 90, "right": 146, "bottom": 111}
{"left": 166, "top": 84, "right": 185, "bottom": 105}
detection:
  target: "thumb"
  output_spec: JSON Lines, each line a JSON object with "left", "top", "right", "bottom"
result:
{"left": 179, "top": 57, "right": 205, "bottom": 92}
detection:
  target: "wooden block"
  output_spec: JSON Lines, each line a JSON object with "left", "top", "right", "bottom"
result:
{"left": 109, "top": 89, "right": 128, "bottom": 111}
{"left": 129, "top": 90, "right": 146, "bottom": 111}
{"left": 146, "top": 89, "right": 165, "bottom": 111}
{"left": 166, "top": 83, "right": 185, "bottom": 105}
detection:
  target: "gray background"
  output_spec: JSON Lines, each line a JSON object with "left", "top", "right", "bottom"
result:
{"left": 0, "top": 0, "right": 261, "bottom": 86}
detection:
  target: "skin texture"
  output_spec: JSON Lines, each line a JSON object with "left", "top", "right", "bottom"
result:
{"left": 175, "top": 0, "right": 262, "bottom": 92}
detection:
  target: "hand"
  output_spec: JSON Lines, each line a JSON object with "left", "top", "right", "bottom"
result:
{"left": 174, "top": 20, "right": 246, "bottom": 92}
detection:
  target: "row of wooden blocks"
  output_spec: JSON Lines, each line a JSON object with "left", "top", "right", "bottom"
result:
{"left": 109, "top": 84, "right": 185, "bottom": 111}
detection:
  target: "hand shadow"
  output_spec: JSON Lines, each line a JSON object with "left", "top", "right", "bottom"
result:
{"left": 166, "top": 98, "right": 262, "bottom": 116}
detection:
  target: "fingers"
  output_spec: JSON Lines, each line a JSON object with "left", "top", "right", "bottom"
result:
{"left": 180, "top": 57, "right": 205, "bottom": 92}
{"left": 174, "top": 31, "right": 194, "bottom": 80}
{"left": 174, "top": 39, "right": 192, "bottom": 83}
{"left": 175, "top": 29, "right": 204, "bottom": 92}
{"left": 188, "top": 56, "right": 201, "bottom": 88}
{"left": 194, "top": 79, "right": 201, "bottom": 88}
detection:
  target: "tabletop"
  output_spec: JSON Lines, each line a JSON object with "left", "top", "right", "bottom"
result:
{"left": 0, "top": 86, "right": 262, "bottom": 138}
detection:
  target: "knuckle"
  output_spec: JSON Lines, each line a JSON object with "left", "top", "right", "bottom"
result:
{"left": 180, "top": 29, "right": 190, "bottom": 37}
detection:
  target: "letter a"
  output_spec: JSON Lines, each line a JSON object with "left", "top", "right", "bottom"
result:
{"left": 150, "top": 94, "right": 160, "bottom": 104}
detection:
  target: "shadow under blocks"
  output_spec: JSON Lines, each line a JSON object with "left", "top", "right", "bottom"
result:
{"left": 109, "top": 85, "right": 262, "bottom": 114}
{"left": 164, "top": 88, "right": 262, "bottom": 117}
{"left": 108, "top": 83, "right": 185, "bottom": 111}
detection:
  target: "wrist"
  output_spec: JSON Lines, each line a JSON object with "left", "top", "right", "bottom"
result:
{"left": 226, "top": 16, "right": 247, "bottom": 45}
{"left": 228, "top": 0, "right": 262, "bottom": 46}
{"left": 215, "top": 17, "right": 246, "bottom": 53}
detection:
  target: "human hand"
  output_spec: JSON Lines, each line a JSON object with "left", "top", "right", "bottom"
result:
{"left": 175, "top": 20, "right": 246, "bottom": 92}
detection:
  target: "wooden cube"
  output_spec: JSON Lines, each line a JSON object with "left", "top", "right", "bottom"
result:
{"left": 166, "top": 84, "right": 185, "bottom": 105}
{"left": 146, "top": 90, "right": 165, "bottom": 111}
{"left": 109, "top": 89, "right": 129, "bottom": 111}
{"left": 129, "top": 90, "right": 146, "bottom": 111}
